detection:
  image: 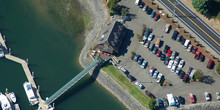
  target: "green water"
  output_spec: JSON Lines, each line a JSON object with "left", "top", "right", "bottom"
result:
{"left": 0, "top": 0, "right": 126, "bottom": 109}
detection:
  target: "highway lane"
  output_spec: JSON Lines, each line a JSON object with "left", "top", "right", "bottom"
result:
{"left": 158, "top": 0, "right": 220, "bottom": 55}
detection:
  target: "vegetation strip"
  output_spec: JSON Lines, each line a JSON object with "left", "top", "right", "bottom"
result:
{"left": 102, "top": 65, "right": 150, "bottom": 109}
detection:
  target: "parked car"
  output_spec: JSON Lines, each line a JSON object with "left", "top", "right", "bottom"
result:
{"left": 194, "top": 50, "right": 201, "bottom": 60}
{"left": 127, "top": 74, "right": 136, "bottom": 82}
{"left": 153, "top": 70, "right": 159, "bottom": 79}
{"left": 156, "top": 50, "right": 162, "bottom": 57}
{"left": 174, "top": 97, "right": 180, "bottom": 106}
{"left": 138, "top": 57, "right": 144, "bottom": 65}
{"left": 199, "top": 54, "right": 205, "bottom": 62}
{"left": 135, "top": 82, "right": 144, "bottom": 89}
{"left": 144, "top": 40, "right": 151, "bottom": 48}
{"left": 148, "top": 33, "right": 154, "bottom": 41}
{"left": 142, "top": 5, "right": 148, "bottom": 11}
{"left": 187, "top": 44, "right": 192, "bottom": 52}
{"left": 187, "top": 67, "right": 193, "bottom": 74}
{"left": 184, "top": 39, "right": 190, "bottom": 49}
{"left": 179, "top": 71, "right": 185, "bottom": 79}
{"left": 150, "top": 11, "right": 156, "bottom": 18}
{"left": 172, "top": 31, "right": 179, "bottom": 40}
{"left": 140, "top": 39, "right": 146, "bottom": 44}
{"left": 150, "top": 67, "right": 155, "bottom": 76}
{"left": 145, "top": 90, "right": 156, "bottom": 98}
{"left": 188, "top": 93, "right": 195, "bottom": 103}
{"left": 163, "top": 98, "right": 169, "bottom": 107}
{"left": 157, "top": 73, "right": 163, "bottom": 83}
{"left": 176, "top": 68, "right": 181, "bottom": 75}
{"left": 183, "top": 74, "right": 189, "bottom": 82}
{"left": 133, "top": 54, "right": 140, "bottom": 62}
{"left": 164, "top": 57, "right": 170, "bottom": 65}
{"left": 141, "top": 60, "right": 148, "bottom": 69}
{"left": 139, "top": 2, "right": 144, "bottom": 8}
{"left": 160, "top": 54, "right": 166, "bottom": 61}
{"left": 174, "top": 56, "right": 180, "bottom": 64}
{"left": 171, "top": 65, "right": 177, "bottom": 72}
{"left": 180, "top": 37, "right": 186, "bottom": 45}
{"left": 143, "top": 29, "right": 151, "bottom": 40}
{"left": 167, "top": 49, "right": 172, "bottom": 57}
{"left": 191, "top": 46, "right": 198, "bottom": 54}
{"left": 178, "top": 96, "right": 185, "bottom": 104}
{"left": 167, "top": 60, "right": 174, "bottom": 68}
{"left": 170, "top": 50, "right": 176, "bottom": 60}
{"left": 178, "top": 60, "right": 185, "bottom": 68}
{"left": 146, "top": 7, "right": 152, "bottom": 14}
{"left": 207, "top": 59, "right": 214, "bottom": 69}
{"left": 189, "top": 69, "right": 196, "bottom": 79}
{"left": 204, "top": 92, "right": 211, "bottom": 101}
{"left": 118, "top": 66, "right": 128, "bottom": 75}
{"left": 154, "top": 14, "right": 160, "bottom": 21}
{"left": 164, "top": 24, "right": 171, "bottom": 33}
{"left": 216, "top": 92, "right": 220, "bottom": 100}
{"left": 158, "top": 99, "right": 164, "bottom": 107}
{"left": 149, "top": 43, "right": 155, "bottom": 51}
{"left": 163, "top": 45, "right": 169, "bottom": 53}
{"left": 176, "top": 34, "right": 182, "bottom": 42}
{"left": 152, "top": 47, "right": 158, "bottom": 54}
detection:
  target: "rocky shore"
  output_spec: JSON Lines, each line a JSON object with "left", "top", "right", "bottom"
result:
{"left": 78, "top": 0, "right": 146, "bottom": 110}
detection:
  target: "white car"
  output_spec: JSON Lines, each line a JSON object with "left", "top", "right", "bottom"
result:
{"left": 175, "top": 68, "right": 181, "bottom": 75}
{"left": 140, "top": 39, "right": 146, "bottom": 44}
{"left": 148, "top": 33, "right": 154, "bottom": 41}
{"left": 171, "top": 65, "right": 177, "bottom": 72}
{"left": 135, "top": 82, "right": 144, "bottom": 89}
{"left": 156, "top": 73, "right": 163, "bottom": 83}
{"left": 167, "top": 60, "right": 174, "bottom": 68}
{"left": 216, "top": 92, "right": 220, "bottom": 100}
{"left": 187, "top": 44, "right": 192, "bottom": 52}
{"left": 143, "top": 5, "right": 147, "bottom": 11}
{"left": 204, "top": 92, "right": 211, "bottom": 101}
{"left": 163, "top": 24, "right": 170, "bottom": 33}
{"left": 178, "top": 60, "right": 185, "bottom": 68}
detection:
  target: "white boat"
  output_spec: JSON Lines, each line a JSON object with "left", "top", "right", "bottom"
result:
{"left": 8, "top": 92, "right": 16, "bottom": 103}
{"left": 0, "top": 92, "right": 12, "bottom": 110}
{"left": 23, "top": 82, "right": 38, "bottom": 105}
{"left": 0, "top": 46, "right": 4, "bottom": 58}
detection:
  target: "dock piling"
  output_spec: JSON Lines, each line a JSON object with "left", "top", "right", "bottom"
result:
{"left": 6, "top": 88, "right": 8, "bottom": 93}
{"left": 38, "top": 85, "right": 40, "bottom": 92}
{"left": 3, "top": 35, "right": 6, "bottom": 42}
{"left": 9, "top": 48, "right": 11, "bottom": 55}
{"left": 32, "top": 72, "right": 34, "bottom": 78}
{"left": 26, "top": 58, "right": 28, "bottom": 65}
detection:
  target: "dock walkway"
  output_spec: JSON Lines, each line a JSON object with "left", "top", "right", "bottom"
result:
{"left": 0, "top": 33, "right": 49, "bottom": 109}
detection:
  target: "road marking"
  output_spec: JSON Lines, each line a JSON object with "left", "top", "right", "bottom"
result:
{"left": 168, "top": 0, "right": 220, "bottom": 46}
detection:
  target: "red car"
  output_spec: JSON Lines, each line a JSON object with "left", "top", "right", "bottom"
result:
{"left": 145, "top": 90, "right": 156, "bottom": 98}
{"left": 188, "top": 93, "right": 195, "bottom": 103}
{"left": 156, "top": 50, "right": 162, "bottom": 57}
{"left": 194, "top": 50, "right": 201, "bottom": 60}
{"left": 207, "top": 59, "right": 214, "bottom": 69}
{"left": 167, "top": 49, "right": 172, "bottom": 57}
{"left": 154, "top": 14, "right": 160, "bottom": 21}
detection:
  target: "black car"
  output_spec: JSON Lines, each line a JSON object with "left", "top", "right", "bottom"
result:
{"left": 199, "top": 54, "right": 205, "bottom": 62}
{"left": 163, "top": 45, "right": 169, "bottom": 53}
{"left": 133, "top": 54, "right": 140, "bottom": 62}
{"left": 179, "top": 71, "right": 185, "bottom": 79}
{"left": 191, "top": 46, "right": 198, "bottom": 54}
{"left": 164, "top": 57, "right": 170, "bottom": 65}
{"left": 176, "top": 34, "right": 182, "bottom": 42}
{"left": 180, "top": 37, "right": 186, "bottom": 45}
{"left": 152, "top": 47, "right": 158, "bottom": 54}
{"left": 138, "top": 57, "right": 144, "bottom": 65}
{"left": 146, "top": 7, "right": 152, "bottom": 14}
{"left": 172, "top": 31, "right": 179, "bottom": 40}
{"left": 178, "top": 96, "right": 185, "bottom": 104}
{"left": 160, "top": 54, "right": 166, "bottom": 61}
{"left": 127, "top": 74, "right": 136, "bottom": 82}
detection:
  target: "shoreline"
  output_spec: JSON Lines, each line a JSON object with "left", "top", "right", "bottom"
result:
{"left": 78, "top": 0, "right": 146, "bottom": 110}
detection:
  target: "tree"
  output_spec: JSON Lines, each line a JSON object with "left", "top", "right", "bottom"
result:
{"left": 148, "top": 98, "right": 157, "bottom": 110}
{"left": 121, "top": 8, "right": 128, "bottom": 16}
{"left": 217, "top": 63, "right": 220, "bottom": 75}
{"left": 107, "top": 0, "right": 119, "bottom": 13}
{"left": 192, "top": 0, "right": 210, "bottom": 15}
{"left": 194, "top": 69, "right": 204, "bottom": 82}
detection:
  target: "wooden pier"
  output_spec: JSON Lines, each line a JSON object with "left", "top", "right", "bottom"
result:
{"left": 0, "top": 33, "right": 51, "bottom": 110}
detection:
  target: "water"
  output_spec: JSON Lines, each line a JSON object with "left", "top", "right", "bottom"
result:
{"left": 0, "top": 0, "right": 126, "bottom": 109}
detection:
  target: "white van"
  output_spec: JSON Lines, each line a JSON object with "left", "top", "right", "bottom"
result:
{"left": 184, "top": 39, "right": 190, "bottom": 49}
{"left": 135, "top": 0, "right": 140, "bottom": 5}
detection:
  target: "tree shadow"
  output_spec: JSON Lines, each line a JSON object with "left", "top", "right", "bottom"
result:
{"left": 206, "top": 1, "right": 220, "bottom": 19}
{"left": 202, "top": 75, "right": 215, "bottom": 85}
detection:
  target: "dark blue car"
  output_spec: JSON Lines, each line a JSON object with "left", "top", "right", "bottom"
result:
{"left": 158, "top": 99, "right": 164, "bottom": 107}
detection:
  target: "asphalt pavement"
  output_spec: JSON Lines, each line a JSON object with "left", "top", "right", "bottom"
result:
{"left": 158, "top": 0, "right": 220, "bottom": 55}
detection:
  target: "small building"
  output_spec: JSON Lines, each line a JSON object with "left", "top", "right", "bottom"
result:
{"left": 95, "top": 19, "right": 127, "bottom": 55}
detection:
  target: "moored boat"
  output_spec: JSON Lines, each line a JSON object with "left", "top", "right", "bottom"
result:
{"left": 23, "top": 82, "right": 38, "bottom": 105}
{"left": 0, "top": 44, "right": 4, "bottom": 58}
{"left": 0, "top": 92, "right": 12, "bottom": 110}
{"left": 8, "top": 92, "right": 16, "bottom": 103}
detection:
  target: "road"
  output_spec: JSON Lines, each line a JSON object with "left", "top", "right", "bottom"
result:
{"left": 158, "top": 0, "right": 220, "bottom": 55}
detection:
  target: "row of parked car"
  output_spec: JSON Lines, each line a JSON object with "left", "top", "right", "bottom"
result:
{"left": 158, "top": 92, "right": 220, "bottom": 108}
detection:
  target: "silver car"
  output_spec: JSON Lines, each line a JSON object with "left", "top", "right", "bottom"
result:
{"left": 148, "top": 33, "right": 154, "bottom": 41}
{"left": 170, "top": 50, "right": 176, "bottom": 60}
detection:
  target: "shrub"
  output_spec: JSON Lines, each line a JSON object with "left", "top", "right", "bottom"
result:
{"left": 137, "top": 34, "right": 142, "bottom": 42}
{"left": 157, "top": 5, "right": 159, "bottom": 10}
{"left": 148, "top": 98, "right": 157, "bottom": 110}
{"left": 130, "top": 54, "right": 134, "bottom": 60}
{"left": 194, "top": 39, "right": 196, "bottom": 42}
{"left": 184, "top": 30, "right": 186, "bottom": 33}
{"left": 131, "top": 51, "right": 135, "bottom": 55}
{"left": 121, "top": 8, "right": 128, "bottom": 16}
{"left": 212, "top": 55, "right": 215, "bottom": 59}
{"left": 189, "top": 34, "right": 192, "bottom": 38}
{"left": 194, "top": 69, "right": 204, "bottom": 82}
{"left": 110, "top": 11, "right": 114, "bottom": 16}
{"left": 166, "top": 14, "right": 168, "bottom": 18}
{"left": 177, "top": 24, "right": 180, "bottom": 28}
{"left": 172, "top": 19, "right": 174, "bottom": 23}
{"left": 192, "top": 0, "right": 210, "bottom": 15}
{"left": 217, "top": 63, "right": 220, "bottom": 75}
{"left": 160, "top": 78, "right": 165, "bottom": 86}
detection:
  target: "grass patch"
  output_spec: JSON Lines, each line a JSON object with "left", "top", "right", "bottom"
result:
{"left": 102, "top": 65, "right": 150, "bottom": 109}
{"left": 83, "top": 16, "right": 91, "bottom": 29}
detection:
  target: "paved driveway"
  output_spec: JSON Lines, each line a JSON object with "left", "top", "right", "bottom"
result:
{"left": 116, "top": 0, "right": 220, "bottom": 105}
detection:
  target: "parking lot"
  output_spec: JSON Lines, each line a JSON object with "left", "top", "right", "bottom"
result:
{"left": 116, "top": 0, "right": 220, "bottom": 105}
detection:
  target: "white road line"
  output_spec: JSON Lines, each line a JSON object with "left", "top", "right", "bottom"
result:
{"left": 159, "top": 0, "right": 220, "bottom": 55}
